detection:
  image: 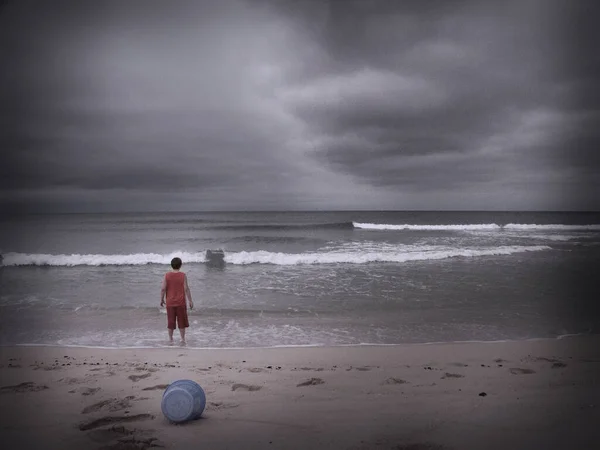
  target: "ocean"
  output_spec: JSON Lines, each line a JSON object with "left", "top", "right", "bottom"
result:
{"left": 1, "top": 211, "right": 599, "bottom": 349}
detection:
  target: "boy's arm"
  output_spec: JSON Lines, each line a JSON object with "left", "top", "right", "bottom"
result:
{"left": 160, "top": 275, "right": 166, "bottom": 307}
{"left": 184, "top": 274, "right": 193, "bottom": 309}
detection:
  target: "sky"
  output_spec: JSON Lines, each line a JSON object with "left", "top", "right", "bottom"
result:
{"left": 0, "top": 0, "right": 598, "bottom": 213}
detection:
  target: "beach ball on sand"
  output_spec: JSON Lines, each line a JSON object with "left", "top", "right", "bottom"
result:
{"left": 161, "top": 379, "right": 206, "bottom": 423}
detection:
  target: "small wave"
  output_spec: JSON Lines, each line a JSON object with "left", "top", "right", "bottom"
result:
{"left": 224, "top": 245, "right": 550, "bottom": 265}
{"left": 1, "top": 250, "right": 206, "bottom": 267}
{"left": 353, "top": 222, "right": 600, "bottom": 231}
{"left": 503, "top": 224, "right": 600, "bottom": 230}
{"left": 353, "top": 222, "right": 502, "bottom": 231}
{"left": 11, "top": 333, "right": 591, "bottom": 350}
{"left": 1, "top": 245, "right": 551, "bottom": 267}
{"left": 465, "top": 231, "right": 581, "bottom": 242}
{"left": 207, "top": 222, "right": 354, "bottom": 231}
{"left": 223, "top": 235, "right": 320, "bottom": 244}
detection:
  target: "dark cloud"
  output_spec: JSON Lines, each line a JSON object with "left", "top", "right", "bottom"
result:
{"left": 277, "top": 0, "right": 587, "bottom": 195}
{"left": 0, "top": 0, "right": 598, "bottom": 212}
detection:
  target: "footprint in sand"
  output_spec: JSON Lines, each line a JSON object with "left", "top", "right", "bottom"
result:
{"left": 524, "top": 357, "right": 568, "bottom": 368}
{"left": 70, "top": 387, "right": 101, "bottom": 396}
{"left": 99, "top": 436, "right": 164, "bottom": 450}
{"left": 509, "top": 367, "right": 536, "bottom": 375}
{"left": 297, "top": 378, "right": 325, "bottom": 387}
{"left": 449, "top": 362, "right": 469, "bottom": 367}
{"left": 86, "top": 425, "right": 135, "bottom": 443}
{"left": 82, "top": 396, "right": 136, "bottom": 414}
{"left": 142, "top": 384, "right": 170, "bottom": 391}
{"left": 246, "top": 367, "right": 268, "bottom": 373}
{"left": 86, "top": 424, "right": 163, "bottom": 449}
{"left": 441, "top": 372, "right": 465, "bottom": 379}
{"left": 207, "top": 401, "right": 240, "bottom": 411}
{"left": 382, "top": 377, "right": 408, "bottom": 385}
{"left": 133, "top": 367, "right": 159, "bottom": 373}
{"left": 0, "top": 382, "right": 49, "bottom": 394}
{"left": 526, "top": 356, "right": 559, "bottom": 363}
{"left": 231, "top": 383, "right": 262, "bottom": 392}
{"left": 346, "top": 366, "right": 374, "bottom": 372}
{"left": 58, "top": 377, "right": 86, "bottom": 385}
{"left": 128, "top": 373, "right": 152, "bottom": 382}
{"left": 79, "top": 414, "right": 155, "bottom": 431}
{"left": 82, "top": 387, "right": 101, "bottom": 396}
{"left": 34, "top": 364, "right": 62, "bottom": 372}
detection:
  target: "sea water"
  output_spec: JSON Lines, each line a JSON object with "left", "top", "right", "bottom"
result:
{"left": 0, "top": 211, "right": 598, "bottom": 348}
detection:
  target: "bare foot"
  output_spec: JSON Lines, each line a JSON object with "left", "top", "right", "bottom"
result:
{"left": 179, "top": 340, "right": 187, "bottom": 347}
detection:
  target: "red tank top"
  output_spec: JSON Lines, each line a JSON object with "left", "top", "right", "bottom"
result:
{"left": 165, "top": 271, "right": 186, "bottom": 307}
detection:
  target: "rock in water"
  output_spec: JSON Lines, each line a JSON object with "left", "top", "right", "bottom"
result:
{"left": 205, "top": 249, "right": 225, "bottom": 268}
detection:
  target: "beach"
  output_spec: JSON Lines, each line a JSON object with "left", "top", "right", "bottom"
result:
{"left": 2, "top": 0, "right": 599, "bottom": 447}
{"left": 1, "top": 335, "right": 599, "bottom": 450}
{"left": 2, "top": 212, "right": 599, "bottom": 448}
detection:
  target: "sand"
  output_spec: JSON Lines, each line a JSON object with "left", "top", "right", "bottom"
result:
{"left": 1, "top": 335, "right": 599, "bottom": 450}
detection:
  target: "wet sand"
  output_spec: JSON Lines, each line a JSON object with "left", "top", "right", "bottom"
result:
{"left": 1, "top": 335, "right": 599, "bottom": 449}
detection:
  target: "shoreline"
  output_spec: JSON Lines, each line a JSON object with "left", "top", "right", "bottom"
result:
{"left": 1, "top": 335, "right": 599, "bottom": 449}
{"left": 5, "top": 331, "right": 595, "bottom": 351}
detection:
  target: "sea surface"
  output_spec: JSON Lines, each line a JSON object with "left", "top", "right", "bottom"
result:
{"left": 1, "top": 211, "right": 599, "bottom": 349}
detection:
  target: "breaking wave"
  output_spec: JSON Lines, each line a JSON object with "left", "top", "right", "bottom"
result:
{"left": 224, "top": 246, "right": 550, "bottom": 265}
{"left": 207, "top": 222, "right": 354, "bottom": 231}
{"left": 353, "top": 222, "right": 600, "bottom": 231}
{"left": 1, "top": 245, "right": 551, "bottom": 267}
{"left": 354, "top": 223, "right": 499, "bottom": 231}
{"left": 1, "top": 251, "right": 206, "bottom": 267}
{"left": 502, "top": 224, "right": 600, "bottom": 230}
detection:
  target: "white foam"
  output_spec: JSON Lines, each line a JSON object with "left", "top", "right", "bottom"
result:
{"left": 353, "top": 222, "right": 600, "bottom": 231}
{"left": 1, "top": 250, "right": 205, "bottom": 267}
{"left": 224, "top": 245, "right": 550, "bottom": 265}
{"left": 1, "top": 245, "right": 552, "bottom": 267}
{"left": 466, "top": 231, "right": 580, "bottom": 242}
{"left": 12, "top": 333, "right": 589, "bottom": 350}
{"left": 353, "top": 222, "right": 501, "bottom": 230}
{"left": 503, "top": 224, "right": 600, "bottom": 230}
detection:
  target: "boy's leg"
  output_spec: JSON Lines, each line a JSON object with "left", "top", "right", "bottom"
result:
{"left": 166, "top": 307, "right": 176, "bottom": 342}
{"left": 176, "top": 306, "right": 189, "bottom": 343}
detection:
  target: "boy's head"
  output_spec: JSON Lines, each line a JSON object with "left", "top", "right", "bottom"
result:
{"left": 171, "top": 257, "right": 182, "bottom": 270}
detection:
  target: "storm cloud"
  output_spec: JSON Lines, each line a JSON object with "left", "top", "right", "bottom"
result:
{"left": 1, "top": 0, "right": 598, "bottom": 212}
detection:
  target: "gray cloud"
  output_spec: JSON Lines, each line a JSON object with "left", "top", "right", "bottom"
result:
{"left": 275, "top": 0, "right": 582, "bottom": 193}
{"left": 1, "top": 0, "right": 598, "bottom": 212}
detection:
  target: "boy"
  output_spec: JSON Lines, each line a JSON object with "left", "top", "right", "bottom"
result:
{"left": 160, "top": 257, "right": 194, "bottom": 344}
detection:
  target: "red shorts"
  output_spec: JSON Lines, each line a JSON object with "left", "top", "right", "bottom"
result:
{"left": 166, "top": 305, "right": 189, "bottom": 329}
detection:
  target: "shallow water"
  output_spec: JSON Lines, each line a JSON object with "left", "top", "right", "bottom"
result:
{"left": 1, "top": 211, "right": 599, "bottom": 348}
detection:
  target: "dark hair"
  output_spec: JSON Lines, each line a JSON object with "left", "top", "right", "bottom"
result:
{"left": 171, "top": 257, "right": 182, "bottom": 270}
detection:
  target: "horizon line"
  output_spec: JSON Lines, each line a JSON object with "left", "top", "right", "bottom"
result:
{"left": 2, "top": 209, "right": 600, "bottom": 216}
